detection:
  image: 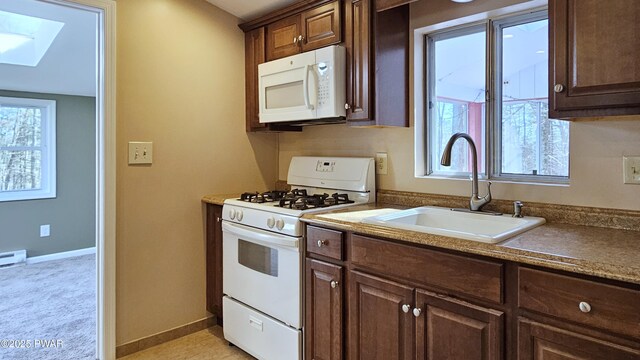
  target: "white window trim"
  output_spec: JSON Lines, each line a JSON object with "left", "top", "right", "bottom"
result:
{"left": 414, "top": 3, "right": 568, "bottom": 185}
{"left": 0, "top": 96, "right": 56, "bottom": 202}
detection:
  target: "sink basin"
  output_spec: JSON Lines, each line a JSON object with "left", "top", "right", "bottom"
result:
{"left": 361, "top": 206, "right": 545, "bottom": 244}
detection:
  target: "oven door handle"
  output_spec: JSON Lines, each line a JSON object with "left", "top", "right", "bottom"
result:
{"left": 222, "top": 221, "right": 299, "bottom": 249}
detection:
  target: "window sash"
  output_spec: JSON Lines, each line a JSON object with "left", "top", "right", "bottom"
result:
{"left": 426, "top": 24, "right": 487, "bottom": 177}
{"left": 490, "top": 10, "right": 568, "bottom": 183}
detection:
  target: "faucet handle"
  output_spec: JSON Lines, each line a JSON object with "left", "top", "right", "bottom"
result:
{"left": 485, "top": 181, "right": 492, "bottom": 200}
{"left": 513, "top": 201, "right": 524, "bottom": 218}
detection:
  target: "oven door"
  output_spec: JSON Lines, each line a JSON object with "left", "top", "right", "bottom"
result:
{"left": 222, "top": 221, "right": 302, "bottom": 328}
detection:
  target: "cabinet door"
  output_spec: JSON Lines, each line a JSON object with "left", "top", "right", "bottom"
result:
{"left": 205, "top": 204, "right": 223, "bottom": 323}
{"left": 266, "top": 15, "right": 301, "bottom": 61}
{"left": 550, "top": 0, "right": 640, "bottom": 118}
{"left": 301, "top": 1, "right": 342, "bottom": 52}
{"left": 349, "top": 271, "right": 414, "bottom": 360}
{"left": 518, "top": 318, "right": 640, "bottom": 360}
{"left": 305, "top": 259, "right": 343, "bottom": 360}
{"left": 245, "top": 27, "right": 267, "bottom": 132}
{"left": 345, "top": 0, "right": 373, "bottom": 121}
{"left": 415, "top": 290, "right": 504, "bottom": 360}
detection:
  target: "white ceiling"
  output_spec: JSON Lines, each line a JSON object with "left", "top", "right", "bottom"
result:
{"left": 0, "top": 0, "right": 97, "bottom": 97}
{"left": 206, "top": 0, "right": 298, "bottom": 21}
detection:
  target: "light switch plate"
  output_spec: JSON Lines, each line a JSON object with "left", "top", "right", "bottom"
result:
{"left": 128, "top": 142, "right": 153, "bottom": 165}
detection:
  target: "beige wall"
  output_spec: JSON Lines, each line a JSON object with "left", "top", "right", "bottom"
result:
{"left": 279, "top": 0, "right": 640, "bottom": 211}
{"left": 116, "top": 0, "right": 277, "bottom": 345}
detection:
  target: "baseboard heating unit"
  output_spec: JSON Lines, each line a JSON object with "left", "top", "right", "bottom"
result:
{"left": 0, "top": 250, "right": 27, "bottom": 268}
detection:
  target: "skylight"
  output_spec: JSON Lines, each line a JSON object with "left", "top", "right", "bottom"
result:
{"left": 0, "top": 10, "right": 64, "bottom": 67}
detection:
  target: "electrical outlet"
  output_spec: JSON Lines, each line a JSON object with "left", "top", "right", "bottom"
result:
{"left": 375, "top": 153, "right": 388, "bottom": 175}
{"left": 40, "top": 224, "right": 50, "bottom": 237}
{"left": 128, "top": 141, "right": 153, "bottom": 165}
{"left": 623, "top": 156, "right": 640, "bottom": 184}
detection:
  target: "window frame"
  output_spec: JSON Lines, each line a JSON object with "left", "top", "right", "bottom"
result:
{"left": 0, "top": 96, "right": 57, "bottom": 202}
{"left": 419, "top": 8, "right": 569, "bottom": 184}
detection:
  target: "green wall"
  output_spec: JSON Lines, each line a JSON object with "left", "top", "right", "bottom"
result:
{"left": 0, "top": 90, "right": 96, "bottom": 257}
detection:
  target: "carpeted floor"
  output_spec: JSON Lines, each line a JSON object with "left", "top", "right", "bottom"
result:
{"left": 0, "top": 254, "right": 96, "bottom": 360}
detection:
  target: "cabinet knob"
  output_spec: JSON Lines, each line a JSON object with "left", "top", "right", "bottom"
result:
{"left": 579, "top": 301, "right": 591, "bottom": 313}
{"left": 344, "top": 103, "right": 350, "bottom": 110}
{"left": 401, "top": 304, "right": 411, "bottom": 313}
{"left": 216, "top": 217, "right": 222, "bottom": 222}
{"left": 330, "top": 280, "right": 339, "bottom": 289}
{"left": 554, "top": 84, "right": 565, "bottom": 93}
{"left": 293, "top": 36, "right": 298, "bottom": 44}
{"left": 413, "top": 307, "right": 422, "bottom": 317}
{"left": 298, "top": 35, "right": 304, "bottom": 42}
{"left": 317, "top": 240, "right": 327, "bottom": 247}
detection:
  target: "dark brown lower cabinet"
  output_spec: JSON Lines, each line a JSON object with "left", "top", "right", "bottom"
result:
{"left": 205, "top": 204, "right": 223, "bottom": 324}
{"left": 416, "top": 289, "right": 504, "bottom": 360}
{"left": 301, "top": 224, "right": 640, "bottom": 360}
{"left": 349, "top": 271, "right": 414, "bottom": 360}
{"left": 305, "top": 259, "right": 343, "bottom": 360}
{"left": 518, "top": 318, "right": 640, "bottom": 360}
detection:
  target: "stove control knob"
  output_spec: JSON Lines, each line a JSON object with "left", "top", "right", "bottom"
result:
{"left": 267, "top": 217, "right": 275, "bottom": 228}
{"left": 229, "top": 209, "right": 237, "bottom": 220}
{"left": 236, "top": 210, "right": 244, "bottom": 221}
{"left": 275, "top": 219, "right": 285, "bottom": 230}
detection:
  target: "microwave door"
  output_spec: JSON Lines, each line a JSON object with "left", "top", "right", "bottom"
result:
{"left": 259, "top": 54, "right": 317, "bottom": 123}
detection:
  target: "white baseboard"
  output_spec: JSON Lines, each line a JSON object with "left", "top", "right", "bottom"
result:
{"left": 26, "top": 247, "right": 96, "bottom": 264}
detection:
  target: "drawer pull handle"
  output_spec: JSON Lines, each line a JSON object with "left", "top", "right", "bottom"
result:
{"left": 579, "top": 301, "right": 592, "bottom": 313}
{"left": 330, "top": 280, "right": 339, "bottom": 289}
{"left": 317, "top": 240, "right": 327, "bottom": 247}
{"left": 413, "top": 308, "right": 422, "bottom": 317}
{"left": 401, "top": 304, "right": 410, "bottom": 313}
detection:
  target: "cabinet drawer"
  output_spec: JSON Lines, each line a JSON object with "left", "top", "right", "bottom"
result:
{"left": 518, "top": 267, "right": 640, "bottom": 338}
{"left": 307, "top": 226, "right": 344, "bottom": 260}
{"left": 350, "top": 235, "right": 504, "bottom": 303}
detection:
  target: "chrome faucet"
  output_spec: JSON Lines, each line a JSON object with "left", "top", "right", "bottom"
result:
{"left": 440, "top": 133, "right": 493, "bottom": 212}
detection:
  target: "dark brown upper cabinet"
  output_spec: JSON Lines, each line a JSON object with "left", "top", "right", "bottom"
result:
{"left": 266, "top": 1, "right": 342, "bottom": 61}
{"left": 245, "top": 27, "right": 267, "bottom": 132}
{"left": 266, "top": 15, "right": 302, "bottom": 61}
{"left": 345, "top": 0, "right": 409, "bottom": 126}
{"left": 550, "top": 0, "right": 640, "bottom": 119}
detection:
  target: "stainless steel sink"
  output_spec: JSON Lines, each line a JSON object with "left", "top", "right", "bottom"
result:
{"left": 362, "top": 206, "right": 546, "bottom": 244}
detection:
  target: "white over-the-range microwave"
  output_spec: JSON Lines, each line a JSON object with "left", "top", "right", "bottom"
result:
{"left": 258, "top": 45, "right": 346, "bottom": 124}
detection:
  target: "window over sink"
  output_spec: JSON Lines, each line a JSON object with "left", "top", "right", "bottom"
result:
{"left": 416, "top": 10, "right": 570, "bottom": 183}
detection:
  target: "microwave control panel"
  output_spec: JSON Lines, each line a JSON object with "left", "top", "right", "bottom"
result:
{"left": 317, "top": 61, "right": 332, "bottom": 108}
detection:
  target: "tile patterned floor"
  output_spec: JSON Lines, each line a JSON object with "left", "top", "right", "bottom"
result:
{"left": 119, "top": 326, "right": 255, "bottom": 360}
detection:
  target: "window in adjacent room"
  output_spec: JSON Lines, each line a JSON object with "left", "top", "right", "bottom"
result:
{"left": 0, "top": 96, "right": 56, "bottom": 201}
{"left": 422, "top": 10, "right": 569, "bottom": 183}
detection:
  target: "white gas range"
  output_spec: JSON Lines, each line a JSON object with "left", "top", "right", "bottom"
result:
{"left": 222, "top": 156, "right": 375, "bottom": 360}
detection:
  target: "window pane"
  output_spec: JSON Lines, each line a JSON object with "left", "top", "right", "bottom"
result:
{"left": 0, "top": 150, "right": 42, "bottom": 191}
{"left": 430, "top": 29, "right": 486, "bottom": 175}
{"left": 0, "top": 106, "right": 42, "bottom": 147}
{"left": 500, "top": 19, "right": 569, "bottom": 177}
